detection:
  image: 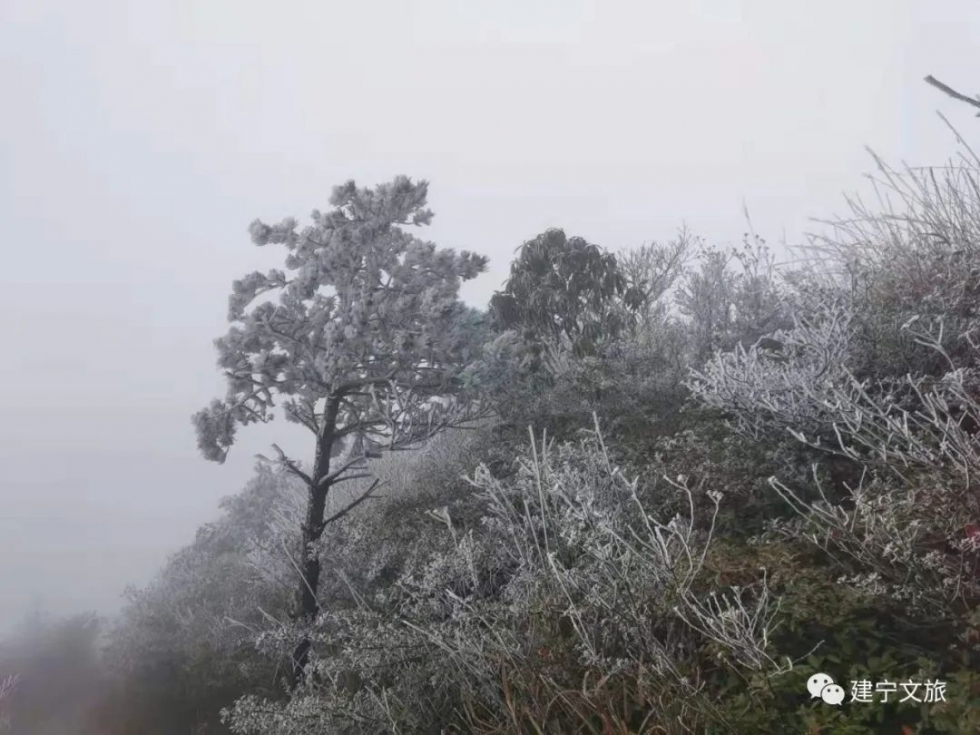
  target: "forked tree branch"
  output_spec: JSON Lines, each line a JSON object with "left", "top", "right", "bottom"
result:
{"left": 319, "top": 453, "right": 369, "bottom": 488}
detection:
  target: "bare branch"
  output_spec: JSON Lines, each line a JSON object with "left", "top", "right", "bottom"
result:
{"left": 330, "top": 472, "right": 373, "bottom": 485}
{"left": 925, "top": 75, "right": 980, "bottom": 115}
{"left": 271, "top": 443, "right": 314, "bottom": 487}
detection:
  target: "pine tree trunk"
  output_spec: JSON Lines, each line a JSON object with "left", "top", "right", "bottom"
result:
{"left": 288, "top": 390, "right": 343, "bottom": 690}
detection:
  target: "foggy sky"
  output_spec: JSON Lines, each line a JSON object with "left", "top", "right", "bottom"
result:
{"left": 1, "top": 0, "right": 977, "bottom": 633}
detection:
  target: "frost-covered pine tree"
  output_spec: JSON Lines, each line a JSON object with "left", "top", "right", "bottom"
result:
{"left": 192, "top": 176, "right": 489, "bottom": 688}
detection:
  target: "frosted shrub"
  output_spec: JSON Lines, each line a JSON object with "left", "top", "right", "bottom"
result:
{"left": 767, "top": 467, "right": 980, "bottom": 617}
{"left": 400, "top": 421, "right": 784, "bottom": 729}
{"left": 691, "top": 149, "right": 980, "bottom": 625}
{"left": 688, "top": 294, "right": 855, "bottom": 439}
{"left": 808, "top": 146, "right": 980, "bottom": 379}
{"left": 759, "top": 332, "right": 980, "bottom": 615}
{"left": 676, "top": 235, "right": 790, "bottom": 362}
{"left": 224, "top": 419, "right": 787, "bottom": 734}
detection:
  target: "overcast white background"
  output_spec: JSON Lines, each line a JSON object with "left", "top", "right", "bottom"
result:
{"left": 1, "top": 0, "right": 977, "bottom": 633}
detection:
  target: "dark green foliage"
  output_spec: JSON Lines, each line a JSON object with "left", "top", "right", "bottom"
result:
{"left": 490, "top": 228, "right": 643, "bottom": 358}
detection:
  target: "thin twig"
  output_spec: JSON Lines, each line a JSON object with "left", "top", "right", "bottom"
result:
{"left": 322, "top": 478, "right": 386, "bottom": 526}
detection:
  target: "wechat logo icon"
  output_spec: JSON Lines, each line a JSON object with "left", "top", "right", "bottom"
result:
{"left": 807, "top": 673, "right": 845, "bottom": 705}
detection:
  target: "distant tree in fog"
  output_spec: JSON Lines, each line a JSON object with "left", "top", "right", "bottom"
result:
{"left": 490, "top": 228, "right": 643, "bottom": 358}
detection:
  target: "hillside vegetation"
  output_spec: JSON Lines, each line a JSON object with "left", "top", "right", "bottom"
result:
{"left": 3, "top": 143, "right": 980, "bottom": 734}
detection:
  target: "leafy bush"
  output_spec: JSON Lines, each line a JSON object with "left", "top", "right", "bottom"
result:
{"left": 490, "top": 228, "right": 643, "bottom": 359}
